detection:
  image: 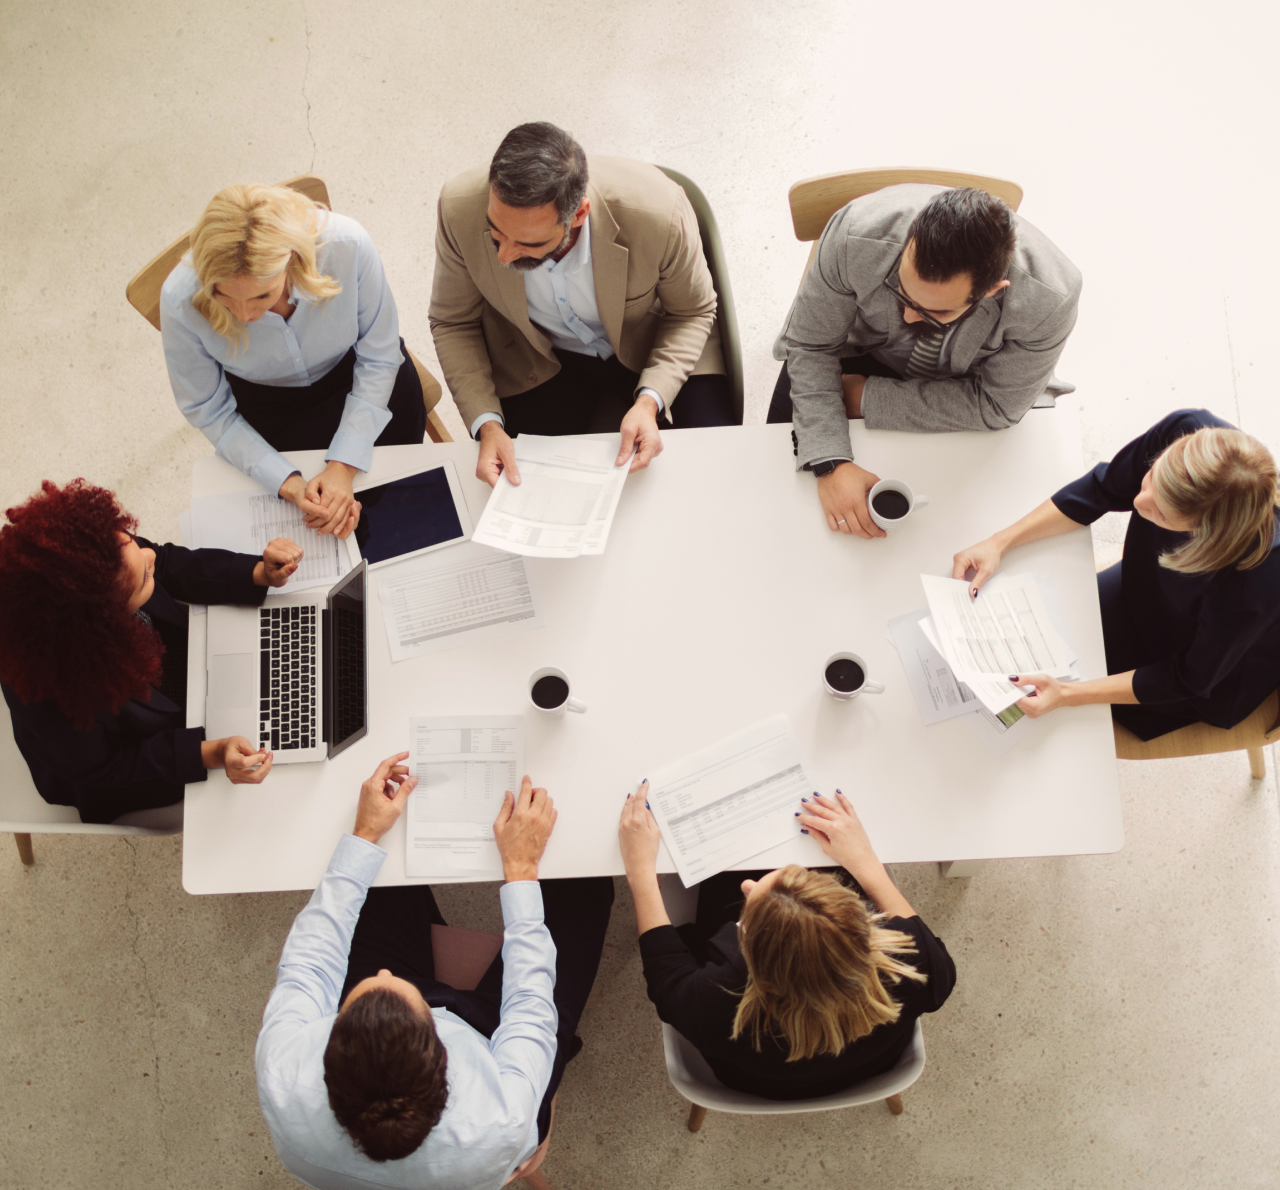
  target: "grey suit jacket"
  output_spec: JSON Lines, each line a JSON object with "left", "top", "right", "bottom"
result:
{"left": 775, "top": 184, "right": 1082, "bottom": 468}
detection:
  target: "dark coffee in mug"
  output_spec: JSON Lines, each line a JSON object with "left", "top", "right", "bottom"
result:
{"left": 872, "top": 489, "right": 911, "bottom": 520}
{"left": 824, "top": 658, "right": 865, "bottom": 693}
{"left": 531, "top": 675, "right": 571, "bottom": 709}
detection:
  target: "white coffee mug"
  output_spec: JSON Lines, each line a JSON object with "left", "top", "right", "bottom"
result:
{"left": 868, "top": 479, "right": 929, "bottom": 532}
{"left": 823, "top": 652, "right": 885, "bottom": 701}
{"left": 528, "top": 667, "right": 587, "bottom": 715}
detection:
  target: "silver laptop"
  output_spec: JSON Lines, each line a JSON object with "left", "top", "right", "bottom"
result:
{"left": 205, "top": 561, "right": 367, "bottom": 763}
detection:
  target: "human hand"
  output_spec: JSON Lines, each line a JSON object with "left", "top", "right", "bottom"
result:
{"left": 817, "top": 462, "right": 884, "bottom": 539}
{"left": 278, "top": 472, "right": 328, "bottom": 522}
{"left": 841, "top": 374, "right": 867, "bottom": 419}
{"left": 796, "top": 791, "right": 880, "bottom": 874}
{"left": 304, "top": 462, "right": 358, "bottom": 537}
{"left": 618, "top": 780, "right": 661, "bottom": 877}
{"left": 477, "top": 421, "right": 521, "bottom": 488}
{"left": 352, "top": 752, "right": 415, "bottom": 844}
{"left": 493, "top": 775, "right": 557, "bottom": 882}
{"left": 617, "top": 394, "right": 664, "bottom": 472}
{"left": 203, "top": 735, "right": 274, "bottom": 784}
{"left": 255, "top": 538, "right": 304, "bottom": 588}
{"left": 952, "top": 538, "right": 1004, "bottom": 597}
{"left": 1009, "top": 673, "right": 1066, "bottom": 718}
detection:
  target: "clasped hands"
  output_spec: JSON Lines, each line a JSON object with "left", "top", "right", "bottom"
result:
{"left": 278, "top": 461, "right": 363, "bottom": 539}
{"left": 475, "top": 394, "right": 663, "bottom": 488}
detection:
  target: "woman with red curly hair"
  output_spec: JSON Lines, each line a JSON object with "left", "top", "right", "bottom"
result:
{"left": 0, "top": 479, "right": 304, "bottom": 824}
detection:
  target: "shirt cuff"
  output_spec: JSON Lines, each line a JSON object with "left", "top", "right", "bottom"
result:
{"left": 470, "top": 411, "right": 505, "bottom": 440}
{"left": 499, "top": 880, "right": 546, "bottom": 925}
{"left": 244, "top": 450, "right": 300, "bottom": 499}
{"left": 329, "top": 833, "right": 390, "bottom": 885}
{"left": 325, "top": 395, "right": 394, "bottom": 474}
{"left": 636, "top": 387, "right": 664, "bottom": 416}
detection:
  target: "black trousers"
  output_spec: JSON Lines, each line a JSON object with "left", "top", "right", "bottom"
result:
{"left": 339, "top": 877, "right": 615, "bottom": 1143}
{"left": 499, "top": 349, "right": 737, "bottom": 437}
{"left": 227, "top": 338, "right": 426, "bottom": 451}
{"left": 766, "top": 355, "right": 904, "bottom": 425}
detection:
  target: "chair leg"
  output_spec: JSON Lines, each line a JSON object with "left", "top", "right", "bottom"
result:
{"left": 1248, "top": 746, "right": 1266, "bottom": 780}
{"left": 885, "top": 1094, "right": 904, "bottom": 1115}
{"left": 687, "top": 1103, "right": 708, "bottom": 1132}
{"left": 14, "top": 833, "right": 34, "bottom": 866}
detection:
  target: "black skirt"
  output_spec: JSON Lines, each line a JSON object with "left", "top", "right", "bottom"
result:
{"left": 227, "top": 337, "right": 425, "bottom": 451}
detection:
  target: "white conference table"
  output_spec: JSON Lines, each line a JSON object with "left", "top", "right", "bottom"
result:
{"left": 183, "top": 410, "right": 1123, "bottom": 894}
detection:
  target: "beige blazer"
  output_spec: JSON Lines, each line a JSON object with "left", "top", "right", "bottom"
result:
{"left": 429, "top": 156, "right": 722, "bottom": 430}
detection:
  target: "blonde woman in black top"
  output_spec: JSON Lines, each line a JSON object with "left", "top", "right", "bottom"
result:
{"left": 618, "top": 786, "right": 955, "bottom": 1099}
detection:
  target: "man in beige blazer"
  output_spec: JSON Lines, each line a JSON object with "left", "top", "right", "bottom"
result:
{"left": 429, "top": 122, "right": 733, "bottom": 486}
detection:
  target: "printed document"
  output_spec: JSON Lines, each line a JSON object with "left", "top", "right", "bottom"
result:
{"left": 405, "top": 716, "right": 522, "bottom": 878}
{"left": 645, "top": 715, "right": 812, "bottom": 886}
{"left": 888, "top": 609, "right": 983, "bottom": 725}
{"left": 189, "top": 491, "right": 356, "bottom": 594}
{"left": 470, "top": 435, "right": 629, "bottom": 558}
{"left": 921, "top": 572, "right": 1076, "bottom": 713}
{"left": 377, "top": 542, "right": 543, "bottom": 662}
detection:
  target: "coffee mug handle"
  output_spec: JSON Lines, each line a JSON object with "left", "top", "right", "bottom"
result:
{"left": 566, "top": 698, "right": 588, "bottom": 714}
{"left": 863, "top": 680, "right": 886, "bottom": 694}
{"left": 913, "top": 494, "right": 929, "bottom": 509}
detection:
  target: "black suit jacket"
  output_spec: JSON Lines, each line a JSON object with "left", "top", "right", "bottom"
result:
{"left": 2, "top": 539, "right": 266, "bottom": 824}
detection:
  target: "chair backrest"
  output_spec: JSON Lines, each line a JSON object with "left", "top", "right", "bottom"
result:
{"left": 661, "top": 1018, "right": 926, "bottom": 1115}
{"left": 124, "top": 175, "right": 333, "bottom": 332}
{"left": 656, "top": 166, "right": 745, "bottom": 425}
{"left": 0, "top": 704, "right": 180, "bottom": 837}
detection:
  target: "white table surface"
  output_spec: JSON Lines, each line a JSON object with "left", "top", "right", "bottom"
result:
{"left": 183, "top": 411, "right": 1123, "bottom": 894}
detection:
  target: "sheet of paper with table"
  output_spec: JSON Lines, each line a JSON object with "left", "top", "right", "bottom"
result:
{"left": 646, "top": 715, "right": 813, "bottom": 887}
{"left": 405, "top": 716, "right": 523, "bottom": 878}
{"left": 188, "top": 490, "right": 356, "bottom": 594}
{"left": 470, "top": 434, "right": 629, "bottom": 558}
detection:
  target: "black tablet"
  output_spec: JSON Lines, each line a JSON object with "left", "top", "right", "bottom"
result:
{"left": 353, "top": 462, "right": 473, "bottom": 568}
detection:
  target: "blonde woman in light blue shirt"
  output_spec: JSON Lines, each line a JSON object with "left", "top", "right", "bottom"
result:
{"left": 161, "top": 185, "right": 425, "bottom": 537}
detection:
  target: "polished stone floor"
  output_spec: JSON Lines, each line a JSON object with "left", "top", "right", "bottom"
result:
{"left": 2, "top": 1, "right": 1279, "bottom": 1187}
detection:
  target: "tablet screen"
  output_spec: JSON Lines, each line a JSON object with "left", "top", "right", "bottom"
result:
{"left": 353, "top": 467, "right": 466, "bottom": 567}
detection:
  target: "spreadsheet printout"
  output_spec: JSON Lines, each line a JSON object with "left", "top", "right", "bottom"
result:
{"left": 405, "top": 716, "right": 523, "bottom": 878}
{"left": 645, "top": 715, "right": 812, "bottom": 886}
{"left": 377, "top": 541, "right": 543, "bottom": 661}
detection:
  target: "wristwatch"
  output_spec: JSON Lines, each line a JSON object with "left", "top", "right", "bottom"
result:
{"left": 810, "top": 460, "right": 848, "bottom": 477}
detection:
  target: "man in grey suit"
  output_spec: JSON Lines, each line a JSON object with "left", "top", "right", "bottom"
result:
{"left": 770, "top": 184, "right": 1081, "bottom": 539}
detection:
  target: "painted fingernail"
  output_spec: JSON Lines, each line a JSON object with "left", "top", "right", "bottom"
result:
{"left": 801, "top": 797, "right": 808, "bottom": 802}
{"left": 835, "top": 788, "right": 842, "bottom": 794}
{"left": 971, "top": 589, "right": 978, "bottom": 598}
{"left": 794, "top": 812, "right": 800, "bottom": 817}
{"left": 1008, "top": 675, "right": 1019, "bottom": 682}
{"left": 800, "top": 829, "right": 809, "bottom": 834}
{"left": 645, "top": 802, "right": 651, "bottom": 809}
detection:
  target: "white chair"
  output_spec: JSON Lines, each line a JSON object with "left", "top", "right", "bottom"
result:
{"left": 2, "top": 706, "right": 182, "bottom": 867}
{"left": 661, "top": 1017, "right": 927, "bottom": 1133}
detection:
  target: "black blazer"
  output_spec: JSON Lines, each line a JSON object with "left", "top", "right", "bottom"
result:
{"left": 2, "top": 539, "right": 265, "bottom": 824}
{"left": 639, "top": 914, "right": 955, "bottom": 1100}
{"left": 1052, "top": 409, "right": 1280, "bottom": 729}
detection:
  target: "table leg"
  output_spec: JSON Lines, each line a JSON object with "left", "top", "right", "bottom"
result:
{"left": 938, "top": 859, "right": 986, "bottom": 878}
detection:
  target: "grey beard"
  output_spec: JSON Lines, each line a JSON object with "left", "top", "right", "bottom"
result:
{"left": 495, "top": 225, "right": 573, "bottom": 271}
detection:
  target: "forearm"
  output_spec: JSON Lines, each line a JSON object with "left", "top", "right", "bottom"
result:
{"left": 1059, "top": 670, "right": 1138, "bottom": 706}
{"left": 849, "top": 862, "right": 916, "bottom": 920}
{"left": 626, "top": 870, "right": 672, "bottom": 935}
{"left": 991, "top": 498, "right": 1083, "bottom": 553}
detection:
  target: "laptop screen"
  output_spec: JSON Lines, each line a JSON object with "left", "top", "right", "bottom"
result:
{"left": 326, "top": 561, "right": 368, "bottom": 759}
{"left": 353, "top": 467, "right": 465, "bottom": 566}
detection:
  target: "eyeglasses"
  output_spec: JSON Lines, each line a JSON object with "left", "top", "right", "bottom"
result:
{"left": 880, "top": 274, "right": 954, "bottom": 331}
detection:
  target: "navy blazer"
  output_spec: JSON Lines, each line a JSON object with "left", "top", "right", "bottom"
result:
{"left": 1052, "top": 409, "right": 1280, "bottom": 728}
{"left": 2, "top": 539, "right": 266, "bottom": 824}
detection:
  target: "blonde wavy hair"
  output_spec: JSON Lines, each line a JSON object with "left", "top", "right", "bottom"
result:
{"left": 188, "top": 184, "right": 342, "bottom": 349}
{"left": 732, "top": 866, "right": 926, "bottom": 1062}
{"left": 1151, "top": 426, "right": 1279, "bottom": 575}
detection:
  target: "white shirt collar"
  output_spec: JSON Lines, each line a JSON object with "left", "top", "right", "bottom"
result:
{"left": 539, "top": 216, "right": 591, "bottom": 277}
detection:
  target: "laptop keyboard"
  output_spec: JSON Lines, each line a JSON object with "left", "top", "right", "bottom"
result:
{"left": 259, "top": 605, "right": 317, "bottom": 752}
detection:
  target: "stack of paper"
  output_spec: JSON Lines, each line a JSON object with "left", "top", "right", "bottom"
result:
{"left": 918, "top": 573, "right": 1077, "bottom": 714}
{"left": 645, "top": 715, "right": 814, "bottom": 886}
{"left": 470, "top": 435, "right": 629, "bottom": 558}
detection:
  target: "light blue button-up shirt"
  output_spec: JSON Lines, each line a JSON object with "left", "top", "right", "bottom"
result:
{"left": 254, "top": 833, "right": 558, "bottom": 1190}
{"left": 161, "top": 211, "right": 404, "bottom": 495}
{"left": 470, "top": 218, "right": 662, "bottom": 439}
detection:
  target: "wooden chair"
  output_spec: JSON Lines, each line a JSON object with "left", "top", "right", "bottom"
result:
{"left": 656, "top": 167, "right": 745, "bottom": 424}
{"left": 124, "top": 174, "right": 451, "bottom": 444}
{"left": 431, "top": 924, "right": 554, "bottom": 1190}
{"left": 1113, "top": 689, "right": 1280, "bottom": 779}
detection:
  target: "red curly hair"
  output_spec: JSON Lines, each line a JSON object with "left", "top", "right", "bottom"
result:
{"left": 0, "top": 480, "right": 164, "bottom": 729}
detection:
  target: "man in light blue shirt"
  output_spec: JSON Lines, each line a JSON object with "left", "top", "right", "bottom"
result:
{"left": 255, "top": 754, "right": 613, "bottom": 1189}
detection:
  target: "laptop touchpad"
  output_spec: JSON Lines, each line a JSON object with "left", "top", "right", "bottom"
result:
{"left": 208, "top": 653, "right": 256, "bottom": 710}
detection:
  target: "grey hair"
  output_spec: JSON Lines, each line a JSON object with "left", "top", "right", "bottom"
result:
{"left": 488, "top": 122, "right": 589, "bottom": 224}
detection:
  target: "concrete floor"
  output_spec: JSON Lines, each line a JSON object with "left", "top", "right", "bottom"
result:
{"left": 3, "top": 0, "right": 1280, "bottom": 1186}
